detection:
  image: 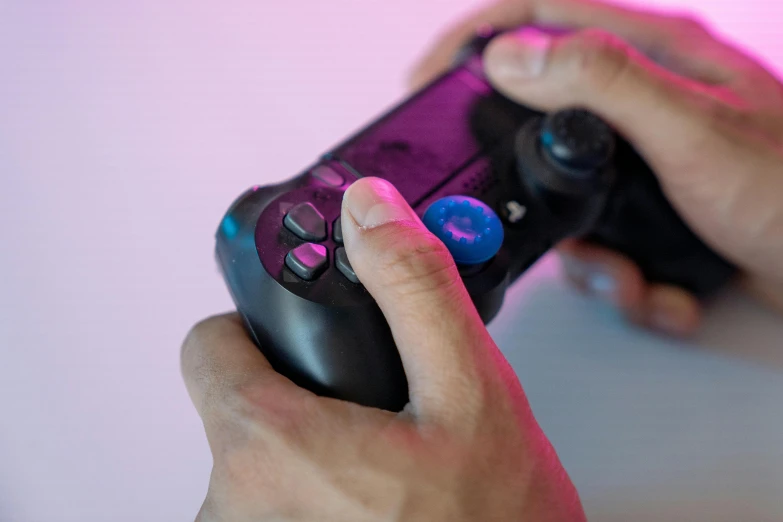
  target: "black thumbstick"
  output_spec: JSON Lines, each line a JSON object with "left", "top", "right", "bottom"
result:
{"left": 539, "top": 109, "right": 616, "bottom": 174}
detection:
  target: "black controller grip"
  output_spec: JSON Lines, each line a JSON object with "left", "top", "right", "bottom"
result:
{"left": 460, "top": 28, "right": 738, "bottom": 299}
{"left": 216, "top": 179, "right": 410, "bottom": 411}
{"left": 586, "top": 141, "right": 738, "bottom": 298}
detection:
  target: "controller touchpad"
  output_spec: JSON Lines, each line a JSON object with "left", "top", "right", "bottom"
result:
{"left": 333, "top": 71, "right": 496, "bottom": 205}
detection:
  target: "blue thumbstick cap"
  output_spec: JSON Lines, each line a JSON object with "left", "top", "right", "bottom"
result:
{"left": 422, "top": 196, "right": 504, "bottom": 265}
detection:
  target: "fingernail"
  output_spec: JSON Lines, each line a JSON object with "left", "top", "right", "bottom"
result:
{"left": 647, "top": 291, "right": 698, "bottom": 336}
{"left": 343, "top": 178, "right": 418, "bottom": 228}
{"left": 561, "top": 255, "right": 618, "bottom": 300}
{"left": 586, "top": 272, "right": 618, "bottom": 299}
{"left": 487, "top": 28, "right": 552, "bottom": 79}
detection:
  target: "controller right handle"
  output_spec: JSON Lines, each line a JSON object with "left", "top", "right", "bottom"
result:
{"left": 461, "top": 28, "right": 739, "bottom": 299}
{"left": 584, "top": 139, "right": 738, "bottom": 299}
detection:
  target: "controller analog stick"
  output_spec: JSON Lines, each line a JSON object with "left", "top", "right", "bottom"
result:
{"left": 422, "top": 196, "right": 504, "bottom": 265}
{"left": 540, "top": 109, "right": 616, "bottom": 173}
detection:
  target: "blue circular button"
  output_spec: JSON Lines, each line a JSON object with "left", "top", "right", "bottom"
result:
{"left": 422, "top": 196, "right": 504, "bottom": 265}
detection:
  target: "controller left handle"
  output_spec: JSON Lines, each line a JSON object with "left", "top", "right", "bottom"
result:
{"left": 215, "top": 166, "right": 410, "bottom": 412}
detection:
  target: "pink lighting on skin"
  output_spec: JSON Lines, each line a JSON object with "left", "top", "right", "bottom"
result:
{"left": 1, "top": 2, "right": 783, "bottom": 522}
{"left": 618, "top": 0, "right": 783, "bottom": 73}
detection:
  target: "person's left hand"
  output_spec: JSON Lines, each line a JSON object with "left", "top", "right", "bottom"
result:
{"left": 182, "top": 177, "right": 585, "bottom": 521}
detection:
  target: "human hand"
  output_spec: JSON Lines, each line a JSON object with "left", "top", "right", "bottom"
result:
{"left": 182, "top": 177, "right": 586, "bottom": 521}
{"left": 410, "top": 0, "right": 783, "bottom": 336}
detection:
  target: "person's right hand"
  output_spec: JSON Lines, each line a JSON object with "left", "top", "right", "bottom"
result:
{"left": 410, "top": 0, "right": 783, "bottom": 336}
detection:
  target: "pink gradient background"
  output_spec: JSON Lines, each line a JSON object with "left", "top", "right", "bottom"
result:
{"left": 1, "top": 1, "right": 782, "bottom": 521}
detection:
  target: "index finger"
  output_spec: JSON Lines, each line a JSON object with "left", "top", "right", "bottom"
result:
{"left": 180, "top": 313, "right": 309, "bottom": 420}
{"left": 408, "top": 0, "right": 744, "bottom": 90}
{"left": 408, "top": 0, "right": 533, "bottom": 91}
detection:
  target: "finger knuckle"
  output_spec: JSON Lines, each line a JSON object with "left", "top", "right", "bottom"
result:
{"left": 208, "top": 386, "right": 315, "bottom": 485}
{"left": 565, "top": 30, "right": 634, "bottom": 94}
{"left": 214, "top": 443, "right": 289, "bottom": 505}
{"left": 702, "top": 95, "right": 739, "bottom": 124}
{"left": 370, "top": 224, "right": 460, "bottom": 296}
{"left": 181, "top": 315, "right": 236, "bottom": 364}
{"left": 666, "top": 13, "right": 710, "bottom": 40}
{"left": 229, "top": 380, "right": 300, "bottom": 423}
{"left": 218, "top": 443, "right": 268, "bottom": 484}
{"left": 180, "top": 317, "right": 214, "bottom": 359}
{"left": 180, "top": 319, "right": 231, "bottom": 410}
{"left": 699, "top": 96, "right": 761, "bottom": 144}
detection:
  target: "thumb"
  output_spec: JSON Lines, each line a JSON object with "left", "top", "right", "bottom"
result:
{"left": 483, "top": 27, "right": 721, "bottom": 173}
{"left": 341, "top": 177, "right": 497, "bottom": 423}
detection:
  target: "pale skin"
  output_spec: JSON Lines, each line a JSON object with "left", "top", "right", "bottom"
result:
{"left": 182, "top": 0, "right": 783, "bottom": 520}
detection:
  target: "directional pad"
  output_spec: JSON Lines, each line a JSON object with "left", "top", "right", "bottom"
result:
{"left": 335, "top": 247, "right": 359, "bottom": 284}
{"left": 285, "top": 243, "right": 328, "bottom": 281}
{"left": 333, "top": 217, "right": 343, "bottom": 244}
{"left": 284, "top": 202, "right": 327, "bottom": 242}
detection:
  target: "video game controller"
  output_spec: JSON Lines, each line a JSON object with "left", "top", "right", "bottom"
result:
{"left": 215, "top": 28, "right": 737, "bottom": 412}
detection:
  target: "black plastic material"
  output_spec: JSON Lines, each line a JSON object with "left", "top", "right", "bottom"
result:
{"left": 540, "top": 109, "right": 615, "bottom": 173}
{"left": 215, "top": 29, "right": 738, "bottom": 412}
{"left": 283, "top": 202, "right": 327, "bottom": 242}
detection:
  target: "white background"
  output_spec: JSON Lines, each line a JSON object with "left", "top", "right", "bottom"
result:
{"left": 2, "top": 1, "right": 782, "bottom": 521}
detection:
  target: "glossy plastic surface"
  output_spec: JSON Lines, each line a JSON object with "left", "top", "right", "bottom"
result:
{"left": 215, "top": 30, "right": 737, "bottom": 411}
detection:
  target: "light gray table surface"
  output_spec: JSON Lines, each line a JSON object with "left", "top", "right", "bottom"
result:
{"left": 1, "top": 1, "right": 781, "bottom": 520}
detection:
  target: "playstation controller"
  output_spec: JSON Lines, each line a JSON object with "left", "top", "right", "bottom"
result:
{"left": 215, "top": 29, "right": 737, "bottom": 412}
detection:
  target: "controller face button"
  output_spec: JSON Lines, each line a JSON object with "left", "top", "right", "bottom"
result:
{"left": 333, "top": 217, "right": 343, "bottom": 244}
{"left": 335, "top": 247, "right": 360, "bottom": 283}
{"left": 422, "top": 196, "right": 504, "bottom": 265}
{"left": 284, "top": 202, "right": 328, "bottom": 242}
{"left": 311, "top": 165, "right": 345, "bottom": 187}
{"left": 285, "top": 243, "right": 329, "bottom": 281}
